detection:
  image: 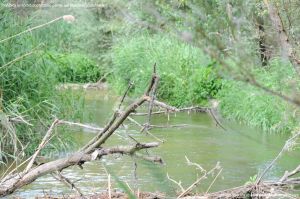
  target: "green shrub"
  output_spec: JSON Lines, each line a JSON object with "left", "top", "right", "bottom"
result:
{"left": 48, "top": 53, "right": 102, "bottom": 83}
{"left": 111, "top": 34, "right": 221, "bottom": 106}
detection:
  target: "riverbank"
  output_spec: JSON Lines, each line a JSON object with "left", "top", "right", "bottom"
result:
{"left": 56, "top": 82, "right": 109, "bottom": 90}
{"left": 36, "top": 191, "right": 165, "bottom": 199}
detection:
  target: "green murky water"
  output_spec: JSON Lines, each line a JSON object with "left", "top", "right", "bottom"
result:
{"left": 12, "top": 90, "right": 300, "bottom": 198}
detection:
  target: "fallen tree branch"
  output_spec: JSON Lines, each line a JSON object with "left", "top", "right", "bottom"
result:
{"left": 0, "top": 66, "right": 163, "bottom": 197}
{"left": 132, "top": 106, "right": 209, "bottom": 116}
{"left": 135, "top": 152, "right": 163, "bottom": 164}
{"left": 133, "top": 103, "right": 226, "bottom": 131}
{"left": 147, "top": 124, "right": 188, "bottom": 129}
{"left": 145, "top": 98, "right": 179, "bottom": 112}
{"left": 0, "top": 142, "right": 160, "bottom": 196}
{"left": 256, "top": 131, "right": 300, "bottom": 184}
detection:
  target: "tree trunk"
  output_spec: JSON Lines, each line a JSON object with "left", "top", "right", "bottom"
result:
{"left": 255, "top": 13, "right": 269, "bottom": 66}
{"left": 264, "top": 0, "right": 300, "bottom": 74}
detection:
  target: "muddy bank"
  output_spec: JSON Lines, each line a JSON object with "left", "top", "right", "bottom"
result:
{"left": 35, "top": 191, "right": 165, "bottom": 199}
{"left": 56, "top": 82, "right": 109, "bottom": 90}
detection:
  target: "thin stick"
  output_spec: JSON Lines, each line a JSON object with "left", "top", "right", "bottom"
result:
{"left": 125, "top": 181, "right": 134, "bottom": 193}
{"left": 118, "top": 82, "right": 133, "bottom": 110}
{"left": 208, "top": 108, "right": 226, "bottom": 131}
{"left": 0, "top": 143, "right": 29, "bottom": 180}
{"left": 0, "top": 51, "right": 34, "bottom": 69}
{"left": 167, "top": 173, "right": 185, "bottom": 192}
{"left": 108, "top": 174, "right": 111, "bottom": 199}
{"left": 146, "top": 65, "right": 159, "bottom": 126}
{"left": 58, "top": 120, "right": 103, "bottom": 131}
{"left": 52, "top": 171, "right": 84, "bottom": 197}
{"left": 148, "top": 124, "right": 188, "bottom": 129}
{"left": 0, "top": 17, "right": 63, "bottom": 44}
{"left": 97, "top": 71, "right": 113, "bottom": 84}
{"left": 185, "top": 156, "right": 206, "bottom": 173}
{"left": 177, "top": 162, "right": 221, "bottom": 198}
{"left": 24, "top": 119, "right": 59, "bottom": 173}
{"left": 127, "top": 116, "right": 164, "bottom": 143}
{"left": 205, "top": 168, "right": 223, "bottom": 194}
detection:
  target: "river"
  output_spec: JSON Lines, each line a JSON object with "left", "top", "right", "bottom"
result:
{"left": 11, "top": 90, "right": 300, "bottom": 198}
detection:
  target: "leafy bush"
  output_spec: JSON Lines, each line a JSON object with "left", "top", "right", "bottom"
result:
{"left": 48, "top": 53, "right": 102, "bottom": 83}
{"left": 111, "top": 34, "right": 221, "bottom": 106}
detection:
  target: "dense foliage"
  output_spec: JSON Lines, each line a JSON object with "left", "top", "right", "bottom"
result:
{"left": 48, "top": 53, "right": 102, "bottom": 83}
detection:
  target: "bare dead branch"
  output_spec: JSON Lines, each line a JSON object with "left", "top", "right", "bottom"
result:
{"left": 146, "top": 98, "right": 179, "bottom": 112}
{"left": 9, "top": 115, "right": 32, "bottom": 126}
{"left": 127, "top": 116, "right": 164, "bottom": 143}
{"left": 147, "top": 64, "right": 160, "bottom": 126}
{"left": 132, "top": 106, "right": 209, "bottom": 117}
{"left": 131, "top": 110, "right": 168, "bottom": 116}
{"left": 185, "top": 156, "right": 206, "bottom": 173}
{"left": 280, "top": 164, "right": 300, "bottom": 182}
{"left": 167, "top": 173, "right": 185, "bottom": 193}
{"left": 58, "top": 120, "right": 103, "bottom": 132}
{"left": 205, "top": 168, "right": 223, "bottom": 194}
{"left": 208, "top": 108, "right": 227, "bottom": 131}
{"left": 148, "top": 124, "right": 188, "bottom": 129}
{"left": 117, "top": 82, "right": 134, "bottom": 110}
{"left": 0, "top": 16, "right": 63, "bottom": 44}
{"left": 135, "top": 152, "right": 163, "bottom": 164}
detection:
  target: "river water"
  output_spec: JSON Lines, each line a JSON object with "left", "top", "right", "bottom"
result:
{"left": 11, "top": 90, "right": 300, "bottom": 198}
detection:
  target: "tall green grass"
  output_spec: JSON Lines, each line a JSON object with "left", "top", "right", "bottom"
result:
{"left": 217, "top": 59, "right": 299, "bottom": 133}
{"left": 111, "top": 34, "right": 222, "bottom": 107}
{"left": 112, "top": 32, "right": 300, "bottom": 133}
{"left": 0, "top": 5, "right": 88, "bottom": 159}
